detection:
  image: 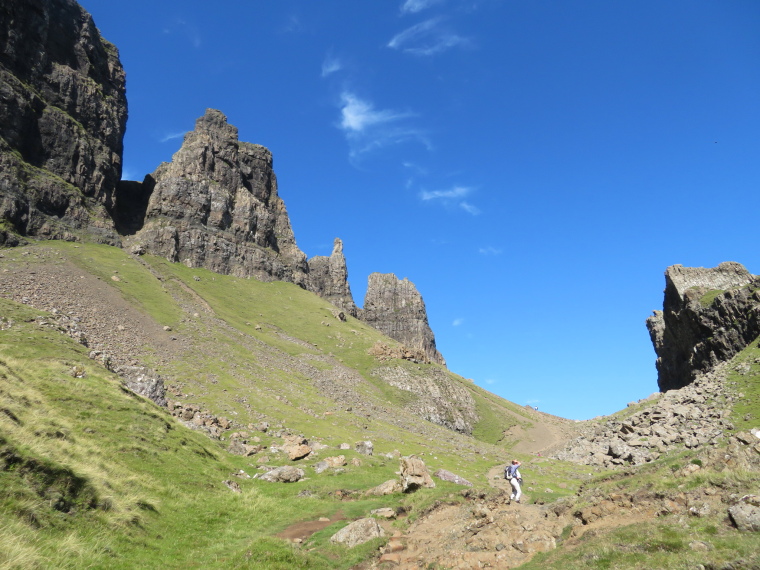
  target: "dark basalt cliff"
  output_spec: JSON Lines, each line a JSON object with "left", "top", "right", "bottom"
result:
{"left": 127, "top": 109, "right": 309, "bottom": 285}
{"left": 0, "top": 0, "right": 446, "bottom": 367}
{"left": 647, "top": 262, "right": 760, "bottom": 391}
{"left": 0, "top": 0, "right": 126, "bottom": 245}
{"left": 361, "top": 273, "right": 445, "bottom": 366}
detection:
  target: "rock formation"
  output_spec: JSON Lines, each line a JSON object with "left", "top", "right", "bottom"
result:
{"left": 646, "top": 262, "right": 760, "bottom": 391}
{"left": 552, "top": 362, "right": 738, "bottom": 467}
{"left": 130, "top": 109, "right": 309, "bottom": 284}
{"left": 361, "top": 273, "right": 445, "bottom": 365}
{"left": 0, "top": 0, "right": 127, "bottom": 245}
{"left": 306, "top": 238, "right": 357, "bottom": 317}
{"left": 0, "top": 0, "right": 448, "bottom": 370}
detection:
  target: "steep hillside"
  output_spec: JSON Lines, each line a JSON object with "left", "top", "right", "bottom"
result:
{"left": 0, "top": 241, "right": 581, "bottom": 569}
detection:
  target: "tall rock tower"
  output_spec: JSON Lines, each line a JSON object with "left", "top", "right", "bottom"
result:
{"left": 306, "top": 238, "right": 358, "bottom": 317}
{"left": 361, "top": 273, "right": 445, "bottom": 365}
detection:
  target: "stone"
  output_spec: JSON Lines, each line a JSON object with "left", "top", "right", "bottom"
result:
{"left": 399, "top": 455, "right": 435, "bottom": 492}
{"left": 330, "top": 518, "right": 384, "bottom": 548}
{"left": 355, "top": 441, "right": 374, "bottom": 456}
{"left": 286, "top": 444, "right": 311, "bottom": 461}
{"left": 258, "top": 466, "right": 305, "bottom": 483}
{"left": 324, "top": 455, "right": 347, "bottom": 468}
{"left": 370, "top": 507, "right": 396, "bottom": 519}
{"left": 366, "top": 479, "right": 403, "bottom": 496}
{"left": 432, "top": 469, "right": 473, "bottom": 487}
{"left": 728, "top": 501, "right": 760, "bottom": 532}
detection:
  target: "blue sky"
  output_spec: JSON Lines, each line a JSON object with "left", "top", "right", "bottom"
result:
{"left": 80, "top": 0, "right": 760, "bottom": 420}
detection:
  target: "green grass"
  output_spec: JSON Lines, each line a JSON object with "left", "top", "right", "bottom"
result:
{"left": 11, "top": 242, "right": 756, "bottom": 569}
{"left": 0, "top": 242, "right": 537, "bottom": 568}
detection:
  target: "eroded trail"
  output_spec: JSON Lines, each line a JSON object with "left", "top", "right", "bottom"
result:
{"left": 369, "top": 491, "right": 563, "bottom": 569}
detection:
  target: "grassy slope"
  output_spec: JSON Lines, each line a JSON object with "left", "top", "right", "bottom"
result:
{"left": 7, "top": 242, "right": 754, "bottom": 569}
{"left": 0, "top": 242, "right": 540, "bottom": 568}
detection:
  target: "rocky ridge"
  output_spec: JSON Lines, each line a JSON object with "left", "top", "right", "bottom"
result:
{"left": 647, "top": 262, "right": 760, "bottom": 391}
{"left": 1, "top": 0, "right": 443, "bottom": 365}
{"left": 0, "top": 0, "right": 126, "bottom": 245}
{"left": 551, "top": 362, "right": 739, "bottom": 467}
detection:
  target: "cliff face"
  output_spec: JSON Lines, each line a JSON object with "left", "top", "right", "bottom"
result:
{"left": 0, "top": 0, "right": 127, "bottom": 245}
{"left": 647, "top": 262, "right": 760, "bottom": 391}
{"left": 361, "top": 273, "right": 445, "bottom": 366}
{"left": 131, "top": 109, "right": 309, "bottom": 284}
{"left": 0, "top": 0, "right": 447, "bottom": 370}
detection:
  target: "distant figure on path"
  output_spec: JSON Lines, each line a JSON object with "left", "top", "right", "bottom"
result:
{"left": 505, "top": 459, "right": 523, "bottom": 504}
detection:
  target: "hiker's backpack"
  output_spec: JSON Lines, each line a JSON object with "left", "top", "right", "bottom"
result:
{"left": 505, "top": 465, "right": 517, "bottom": 480}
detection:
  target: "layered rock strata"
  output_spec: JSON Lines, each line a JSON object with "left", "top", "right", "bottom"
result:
{"left": 647, "top": 262, "right": 760, "bottom": 391}
{"left": 361, "top": 273, "right": 445, "bottom": 365}
{"left": 0, "top": 0, "right": 127, "bottom": 245}
{"left": 131, "top": 109, "right": 309, "bottom": 284}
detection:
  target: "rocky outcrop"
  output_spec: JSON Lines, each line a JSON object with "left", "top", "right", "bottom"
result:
{"left": 371, "top": 365, "right": 476, "bottom": 433}
{"left": 0, "top": 0, "right": 127, "bottom": 245}
{"left": 551, "top": 362, "right": 739, "bottom": 467}
{"left": 306, "top": 238, "right": 357, "bottom": 316}
{"left": 130, "top": 109, "right": 309, "bottom": 284}
{"left": 361, "top": 273, "right": 445, "bottom": 365}
{"left": 646, "top": 262, "right": 760, "bottom": 391}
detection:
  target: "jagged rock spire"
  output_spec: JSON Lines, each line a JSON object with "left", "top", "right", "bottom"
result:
{"left": 306, "top": 238, "right": 358, "bottom": 316}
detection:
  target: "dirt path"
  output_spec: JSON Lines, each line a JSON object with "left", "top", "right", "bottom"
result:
{"left": 500, "top": 405, "right": 580, "bottom": 455}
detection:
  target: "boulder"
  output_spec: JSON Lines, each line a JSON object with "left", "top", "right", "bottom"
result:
{"left": 432, "top": 469, "right": 473, "bottom": 487}
{"left": 355, "top": 441, "right": 374, "bottom": 456}
{"left": 400, "top": 455, "right": 435, "bottom": 492}
{"left": 728, "top": 499, "right": 760, "bottom": 532}
{"left": 330, "top": 518, "right": 385, "bottom": 548}
{"left": 258, "top": 466, "right": 304, "bottom": 483}
{"left": 366, "top": 479, "right": 403, "bottom": 496}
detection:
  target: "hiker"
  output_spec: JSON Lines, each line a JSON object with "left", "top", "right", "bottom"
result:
{"left": 504, "top": 460, "right": 523, "bottom": 504}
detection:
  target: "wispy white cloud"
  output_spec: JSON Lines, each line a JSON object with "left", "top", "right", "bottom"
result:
{"left": 339, "top": 92, "right": 410, "bottom": 132}
{"left": 478, "top": 246, "right": 502, "bottom": 255}
{"left": 388, "top": 17, "right": 468, "bottom": 56}
{"left": 336, "top": 91, "right": 427, "bottom": 158}
{"left": 120, "top": 168, "right": 138, "bottom": 182}
{"left": 163, "top": 19, "right": 201, "bottom": 48}
{"left": 420, "top": 186, "right": 471, "bottom": 201}
{"left": 485, "top": 378, "right": 497, "bottom": 385}
{"left": 400, "top": 0, "right": 444, "bottom": 14}
{"left": 159, "top": 131, "right": 186, "bottom": 143}
{"left": 452, "top": 318, "right": 464, "bottom": 326}
{"left": 321, "top": 55, "right": 342, "bottom": 77}
{"left": 460, "top": 201, "right": 481, "bottom": 215}
{"left": 282, "top": 14, "right": 303, "bottom": 33}
{"left": 420, "top": 185, "right": 479, "bottom": 215}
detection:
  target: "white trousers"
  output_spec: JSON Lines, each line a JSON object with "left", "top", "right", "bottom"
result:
{"left": 510, "top": 478, "right": 521, "bottom": 501}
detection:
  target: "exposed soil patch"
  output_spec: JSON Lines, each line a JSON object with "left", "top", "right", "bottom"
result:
{"left": 276, "top": 510, "right": 345, "bottom": 542}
